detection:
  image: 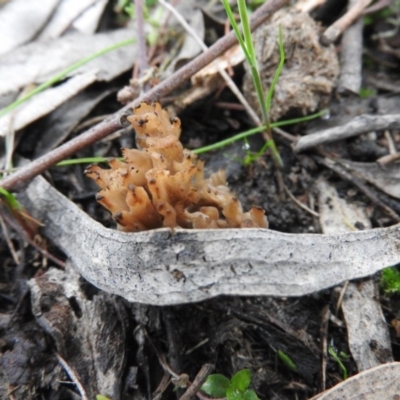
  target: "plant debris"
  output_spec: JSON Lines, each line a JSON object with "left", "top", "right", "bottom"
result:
{"left": 243, "top": 8, "right": 339, "bottom": 121}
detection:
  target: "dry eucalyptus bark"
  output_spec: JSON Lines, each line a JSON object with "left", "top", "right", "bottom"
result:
{"left": 310, "top": 362, "right": 400, "bottom": 400}
{"left": 19, "top": 176, "right": 400, "bottom": 305}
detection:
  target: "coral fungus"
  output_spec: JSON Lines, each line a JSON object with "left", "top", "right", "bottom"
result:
{"left": 85, "top": 102, "right": 268, "bottom": 232}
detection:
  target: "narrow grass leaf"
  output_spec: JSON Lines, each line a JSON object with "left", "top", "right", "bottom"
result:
{"left": 265, "top": 26, "right": 285, "bottom": 114}
{"left": 0, "top": 38, "right": 136, "bottom": 120}
{"left": 0, "top": 187, "right": 22, "bottom": 210}
{"left": 222, "top": 0, "right": 250, "bottom": 60}
{"left": 328, "top": 347, "right": 348, "bottom": 380}
{"left": 277, "top": 350, "right": 297, "bottom": 371}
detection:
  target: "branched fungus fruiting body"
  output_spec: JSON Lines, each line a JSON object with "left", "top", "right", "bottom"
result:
{"left": 85, "top": 102, "right": 268, "bottom": 232}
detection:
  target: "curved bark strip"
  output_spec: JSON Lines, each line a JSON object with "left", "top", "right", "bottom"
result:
{"left": 20, "top": 177, "right": 400, "bottom": 305}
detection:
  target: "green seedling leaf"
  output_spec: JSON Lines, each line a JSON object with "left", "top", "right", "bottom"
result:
{"left": 381, "top": 267, "right": 400, "bottom": 295}
{"left": 0, "top": 186, "right": 41, "bottom": 237}
{"left": 96, "top": 395, "right": 111, "bottom": 400}
{"left": 359, "top": 87, "right": 376, "bottom": 98}
{"left": 243, "top": 389, "right": 261, "bottom": 400}
{"left": 328, "top": 346, "right": 348, "bottom": 380}
{"left": 226, "top": 386, "right": 244, "bottom": 400}
{"left": 201, "top": 374, "right": 231, "bottom": 397}
{"left": 231, "top": 368, "right": 251, "bottom": 392}
{"left": 0, "top": 187, "right": 22, "bottom": 211}
{"left": 265, "top": 26, "right": 285, "bottom": 115}
{"left": 277, "top": 350, "right": 297, "bottom": 371}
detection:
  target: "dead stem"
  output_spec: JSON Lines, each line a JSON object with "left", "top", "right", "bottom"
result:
{"left": 363, "top": 0, "right": 394, "bottom": 14}
{"left": 134, "top": 0, "right": 149, "bottom": 80}
{"left": 0, "top": 0, "right": 289, "bottom": 192}
{"left": 320, "top": 305, "right": 330, "bottom": 392}
{"left": 322, "top": 0, "right": 373, "bottom": 45}
{"left": 338, "top": 0, "right": 364, "bottom": 94}
{"left": 179, "top": 364, "right": 215, "bottom": 400}
{"left": 295, "top": 0, "right": 327, "bottom": 13}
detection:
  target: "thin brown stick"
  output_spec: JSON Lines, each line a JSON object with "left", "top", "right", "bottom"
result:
{"left": 320, "top": 305, "right": 330, "bottom": 392}
{"left": 338, "top": 0, "right": 364, "bottom": 94}
{"left": 322, "top": 0, "right": 372, "bottom": 45}
{"left": 295, "top": 0, "right": 327, "bottom": 13}
{"left": 179, "top": 364, "right": 215, "bottom": 400}
{"left": 363, "top": 0, "right": 394, "bottom": 14}
{"left": 134, "top": 0, "right": 149, "bottom": 79}
{"left": 293, "top": 114, "right": 400, "bottom": 153}
{"left": 0, "top": 0, "right": 289, "bottom": 192}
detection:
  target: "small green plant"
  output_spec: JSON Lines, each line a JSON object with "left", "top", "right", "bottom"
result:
{"left": 381, "top": 266, "right": 400, "bottom": 295}
{"left": 359, "top": 87, "right": 376, "bottom": 99}
{"left": 96, "top": 395, "right": 111, "bottom": 400}
{"left": 0, "top": 186, "right": 41, "bottom": 235}
{"left": 222, "top": 0, "right": 284, "bottom": 167}
{"left": 201, "top": 369, "right": 260, "bottom": 400}
{"left": 0, "top": 187, "right": 23, "bottom": 212}
{"left": 328, "top": 346, "right": 348, "bottom": 380}
{"left": 277, "top": 350, "right": 297, "bottom": 371}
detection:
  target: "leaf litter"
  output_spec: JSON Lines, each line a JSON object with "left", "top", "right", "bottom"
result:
{"left": 2, "top": 0, "right": 400, "bottom": 399}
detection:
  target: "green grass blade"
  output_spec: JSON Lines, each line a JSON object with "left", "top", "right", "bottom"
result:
{"left": 194, "top": 109, "right": 327, "bottom": 154}
{"left": 54, "top": 110, "right": 326, "bottom": 165}
{"left": 56, "top": 157, "right": 113, "bottom": 167}
{"left": 328, "top": 347, "right": 348, "bottom": 380}
{"left": 55, "top": 111, "right": 327, "bottom": 165}
{"left": 277, "top": 350, "right": 297, "bottom": 371}
{"left": 265, "top": 26, "right": 285, "bottom": 115}
{"left": 237, "top": 0, "right": 256, "bottom": 62}
{"left": 0, "top": 187, "right": 22, "bottom": 210}
{"left": 0, "top": 38, "right": 136, "bottom": 120}
{"left": 222, "top": 0, "right": 251, "bottom": 61}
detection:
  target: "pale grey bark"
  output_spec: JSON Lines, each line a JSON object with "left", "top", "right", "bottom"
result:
{"left": 293, "top": 114, "right": 400, "bottom": 153}
{"left": 20, "top": 177, "right": 400, "bottom": 305}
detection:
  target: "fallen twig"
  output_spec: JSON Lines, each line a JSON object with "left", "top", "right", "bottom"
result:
{"left": 0, "top": 0, "right": 288, "bottom": 192}
{"left": 338, "top": 0, "right": 364, "bottom": 94}
{"left": 322, "top": 0, "right": 373, "bottom": 45}
{"left": 363, "top": 0, "right": 395, "bottom": 14}
{"left": 179, "top": 364, "right": 214, "bottom": 400}
{"left": 295, "top": 0, "right": 327, "bottom": 13}
{"left": 134, "top": 0, "right": 149, "bottom": 79}
{"left": 293, "top": 114, "right": 400, "bottom": 153}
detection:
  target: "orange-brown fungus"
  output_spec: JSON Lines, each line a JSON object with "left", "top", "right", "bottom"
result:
{"left": 85, "top": 102, "right": 268, "bottom": 232}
